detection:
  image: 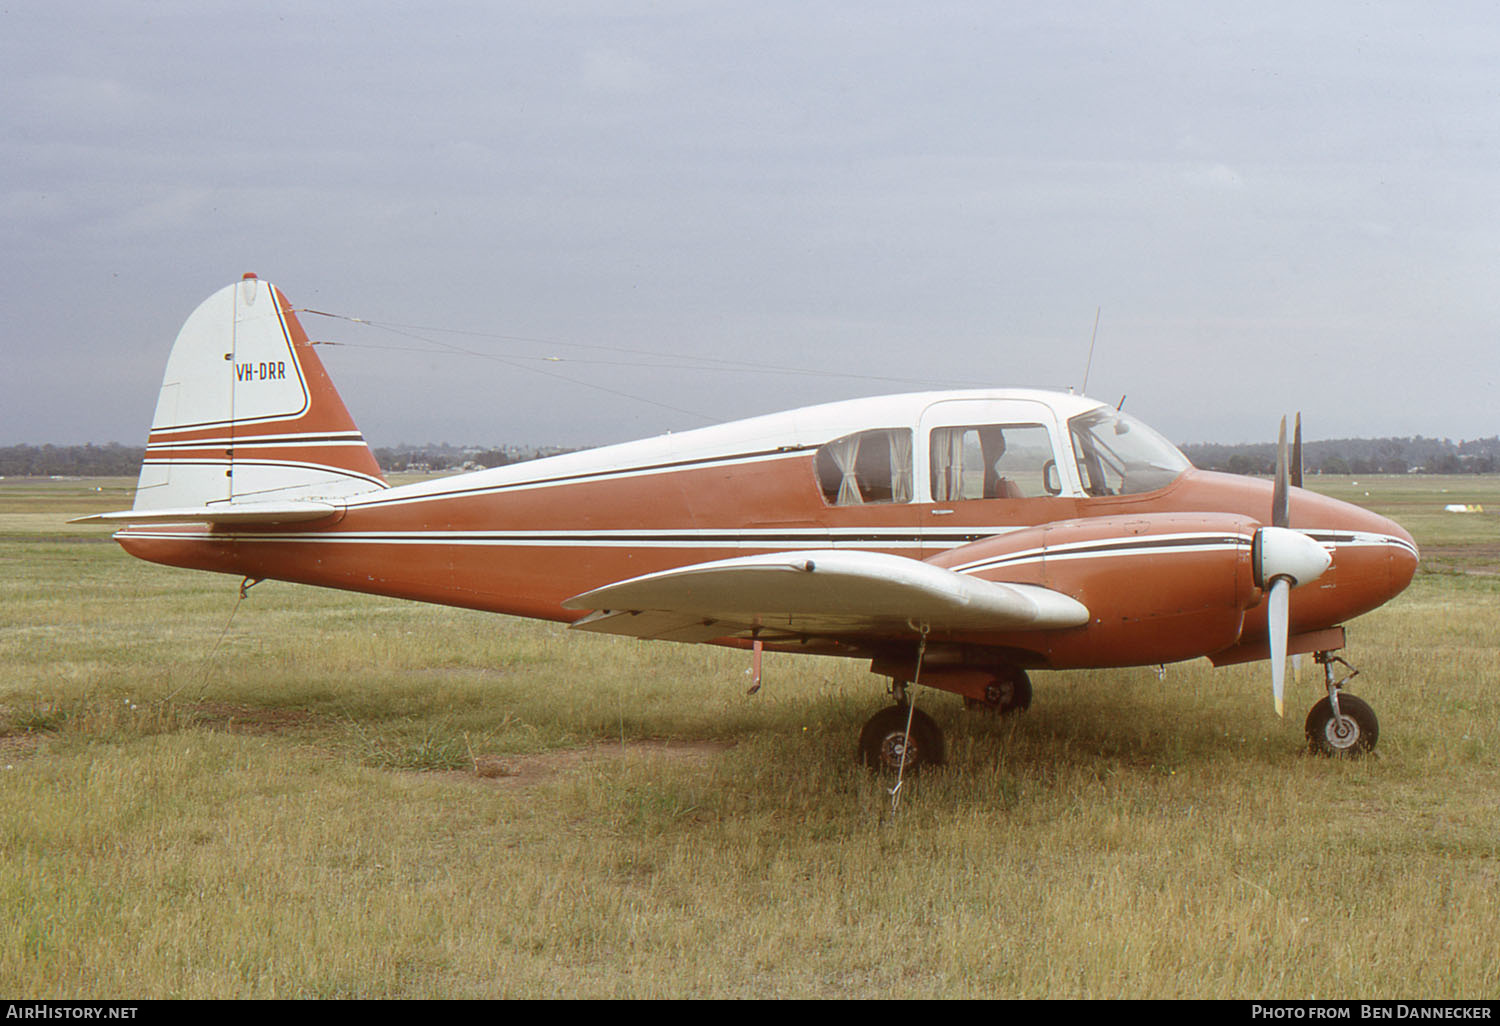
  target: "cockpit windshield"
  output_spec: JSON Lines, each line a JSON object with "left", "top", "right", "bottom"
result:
{"left": 1068, "top": 407, "right": 1191, "bottom": 497}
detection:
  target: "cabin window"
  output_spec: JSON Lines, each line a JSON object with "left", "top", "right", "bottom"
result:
{"left": 930, "top": 423, "right": 1059, "bottom": 500}
{"left": 815, "top": 429, "right": 913, "bottom": 505}
{"left": 1067, "top": 408, "right": 1190, "bottom": 496}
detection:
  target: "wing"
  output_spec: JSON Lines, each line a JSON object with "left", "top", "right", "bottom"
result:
{"left": 561, "top": 549, "right": 1089, "bottom": 643}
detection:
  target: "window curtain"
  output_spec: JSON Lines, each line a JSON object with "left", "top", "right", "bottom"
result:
{"left": 889, "top": 430, "right": 913, "bottom": 503}
{"left": 828, "top": 434, "right": 863, "bottom": 505}
{"left": 930, "top": 427, "right": 966, "bottom": 501}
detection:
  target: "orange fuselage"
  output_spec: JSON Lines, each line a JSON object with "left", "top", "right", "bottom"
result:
{"left": 117, "top": 452, "right": 1417, "bottom": 675}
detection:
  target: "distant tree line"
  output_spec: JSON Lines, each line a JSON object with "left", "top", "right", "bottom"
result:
{"left": 370, "top": 444, "right": 576, "bottom": 473}
{"left": 0, "top": 443, "right": 146, "bottom": 476}
{"left": 6, "top": 436, "right": 1496, "bottom": 478}
{"left": 0, "top": 443, "right": 574, "bottom": 477}
{"left": 1180, "top": 436, "right": 1500, "bottom": 476}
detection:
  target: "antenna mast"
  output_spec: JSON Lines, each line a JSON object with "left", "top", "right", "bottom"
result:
{"left": 1081, "top": 307, "right": 1101, "bottom": 395}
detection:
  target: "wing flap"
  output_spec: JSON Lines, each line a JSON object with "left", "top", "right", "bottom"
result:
{"left": 563, "top": 550, "right": 1088, "bottom": 641}
{"left": 569, "top": 610, "right": 758, "bottom": 643}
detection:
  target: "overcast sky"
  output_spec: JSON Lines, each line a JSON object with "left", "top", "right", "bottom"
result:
{"left": 4, "top": 2, "right": 1496, "bottom": 450}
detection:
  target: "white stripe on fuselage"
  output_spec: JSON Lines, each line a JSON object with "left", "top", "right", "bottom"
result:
{"left": 112, "top": 525, "right": 1414, "bottom": 580}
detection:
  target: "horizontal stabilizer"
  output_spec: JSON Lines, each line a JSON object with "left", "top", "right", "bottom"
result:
{"left": 562, "top": 550, "right": 1089, "bottom": 642}
{"left": 70, "top": 501, "right": 339, "bottom": 526}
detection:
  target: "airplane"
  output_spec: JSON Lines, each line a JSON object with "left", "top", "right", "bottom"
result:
{"left": 76, "top": 275, "right": 1419, "bottom": 772}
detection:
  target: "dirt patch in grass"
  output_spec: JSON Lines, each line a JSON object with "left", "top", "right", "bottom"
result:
{"left": 1420, "top": 543, "right": 1500, "bottom": 575}
{"left": 463, "top": 739, "right": 736, "bottom": 788}
{"left": 182, "top": 701, "right": 323, "bottom": 735}
{"left": 0, "top": 731, "right": 46, "bottom": 760}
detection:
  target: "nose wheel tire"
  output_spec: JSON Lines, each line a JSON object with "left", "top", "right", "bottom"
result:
{"left": 859, "top": 705, "right": 945, "bottom": 772}
{"left": 1305, "top": 693, "right": 1379, "bottom": 757}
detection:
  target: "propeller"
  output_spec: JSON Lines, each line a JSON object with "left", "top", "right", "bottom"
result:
{"left": 1255, "top": 414, "right": 1328, "bottom": 717}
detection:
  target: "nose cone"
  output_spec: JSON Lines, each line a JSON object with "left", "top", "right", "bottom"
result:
{"left": 1308, "top": 494, "right": 1420, "bottom": 621}
{"left": 1383, "top": 515, "right": 1420, "bottom": 594}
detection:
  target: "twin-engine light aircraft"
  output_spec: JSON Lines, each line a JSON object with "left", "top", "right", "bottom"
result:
{"left": 79, "top": 276, "right": 1419, "bottom": 770}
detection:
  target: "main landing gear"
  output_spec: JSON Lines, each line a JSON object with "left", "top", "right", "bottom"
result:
{"left": 858, "top": 679, "right": 945, "bottom": 773}
{"left": 856, "top": 667, "right": 1031, "bottom": 772}
{"left": 1304, "top": 652, "right": 1379, "bottom": 756}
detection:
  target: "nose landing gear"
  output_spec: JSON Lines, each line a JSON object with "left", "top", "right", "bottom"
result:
{"left": 1304, "top": 652, "right": 1379, "bottom": 756}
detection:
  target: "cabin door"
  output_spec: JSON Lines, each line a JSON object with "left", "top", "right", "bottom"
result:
{"left": 915, "top": 398, "right": 1079, "bottom": 558}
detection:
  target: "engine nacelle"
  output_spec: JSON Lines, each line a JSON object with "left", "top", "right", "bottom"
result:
{"left": 925, "top": 512, "right": 1263, "bottom": 668}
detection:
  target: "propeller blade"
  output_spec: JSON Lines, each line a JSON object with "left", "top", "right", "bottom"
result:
{"left": 1272, "top": 416, "right": 1289, "bottom": 529}
{"left": 1268, "top": 576, "right": 1290, "bottom": 717}
{"left": 1262, "top": 410, "right": 1320, "bottom": 716}
{"left": 1291, "top": 413, "right": 1304, "bottom": 489}
{"left": 1254, "top": 527, "right": 1329, "bottom": 718}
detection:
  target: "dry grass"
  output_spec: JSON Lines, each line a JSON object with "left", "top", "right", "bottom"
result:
{"left": 1, "top": 476, "right": 1497, "bottom": 998}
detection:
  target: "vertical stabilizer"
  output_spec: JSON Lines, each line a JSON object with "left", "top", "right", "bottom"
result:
{"left": 132, "top": 276, "right": 387, "bottom": 511}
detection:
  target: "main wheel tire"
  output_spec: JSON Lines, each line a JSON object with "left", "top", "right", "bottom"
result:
{"left": 1305, "top": 693, "right": 1379, "bottom": 756}
{"left": 962, "top": 669, "right": 1033, "bottom": 715}
{"left": 858, "top": 705, "right": 945, "bottom": 772}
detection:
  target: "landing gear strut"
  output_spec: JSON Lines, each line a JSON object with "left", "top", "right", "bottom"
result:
{"left": 1304, "top": 652, "right": 1379, "bottom": 756}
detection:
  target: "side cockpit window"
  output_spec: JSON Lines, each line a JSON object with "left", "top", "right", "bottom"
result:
{"left": 930, "top": 423, "right": 1060, "bottom": 500}
{"left": 815, "top": 428, "right": 913, "bottom": 505}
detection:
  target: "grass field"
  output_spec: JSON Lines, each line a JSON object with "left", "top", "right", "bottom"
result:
{"left": 2, "top": 474, "right": 1498, "bottom": 998}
